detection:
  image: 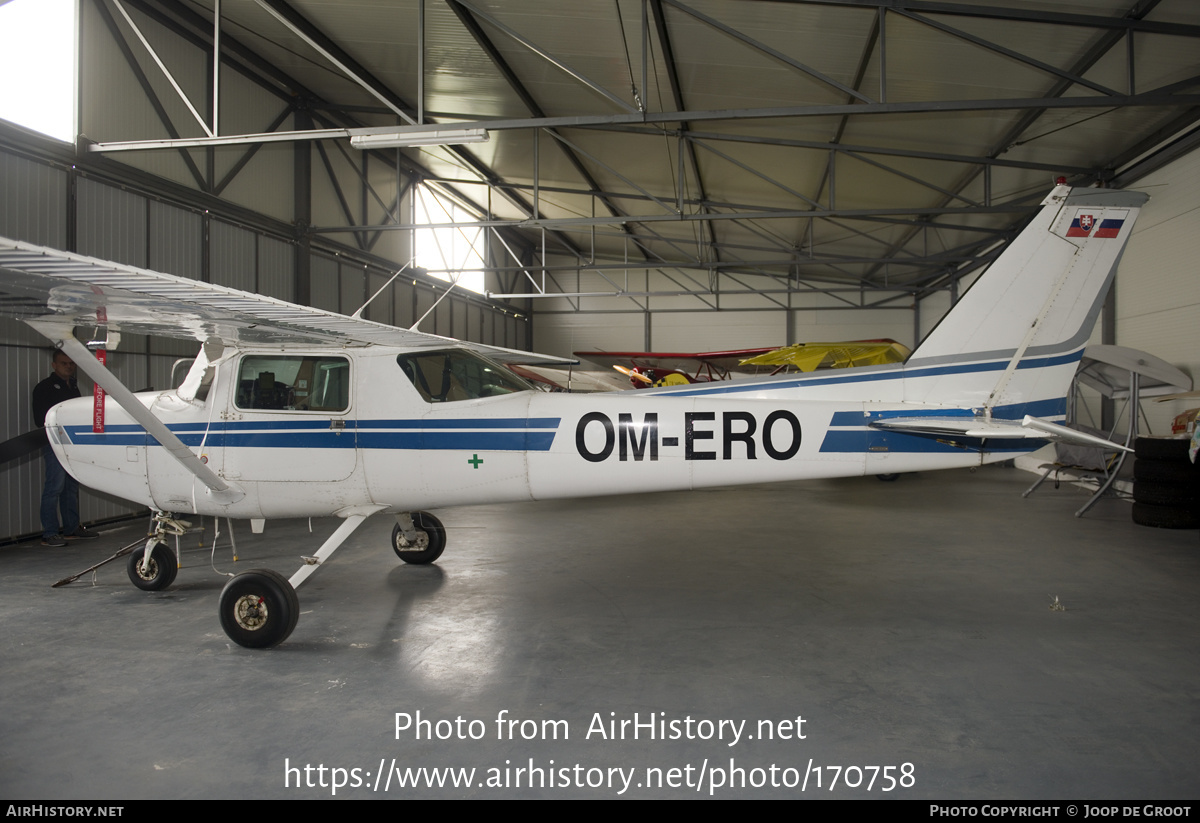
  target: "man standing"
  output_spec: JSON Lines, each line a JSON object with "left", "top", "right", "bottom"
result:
{"left": 33, "top": 349, "right": 99, "bottom": 547}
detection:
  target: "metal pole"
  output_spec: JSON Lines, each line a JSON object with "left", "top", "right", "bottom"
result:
{"left": 212, "top": 0, "right": 220, "bottom": 135}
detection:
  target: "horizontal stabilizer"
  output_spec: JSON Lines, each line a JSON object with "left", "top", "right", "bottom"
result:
{"left": 871, "top": 415, "right": 1132, "bottom": 453}
{"left": 1019, "top": 415, "right": 1132, "bottom": 453}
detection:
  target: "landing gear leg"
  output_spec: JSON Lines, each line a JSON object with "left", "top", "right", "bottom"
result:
{"left": 217, "top": 509, "right": 380, "bottom": 649}
{"left": 126, "top": 511, "right": 190, "bottom": 591}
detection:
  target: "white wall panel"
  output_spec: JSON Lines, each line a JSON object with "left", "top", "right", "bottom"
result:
{"left": 1115, "top": 149, "right": 1200, "bottom": 433}
{"left": 651, "top": 311, "right": 785, "bottom": 351}
{"left": 534, "top": 312, "right": 644, "bottom": 360}
{"left": 917, "top": 289, "right": 952, "bottom": 344}
{"left": 801, "top": 308, "right": 914, "bottom": 348}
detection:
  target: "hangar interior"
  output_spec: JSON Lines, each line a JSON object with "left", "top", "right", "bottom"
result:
{"left": 2, "top": 0, "right": 1200, "bottom": 799}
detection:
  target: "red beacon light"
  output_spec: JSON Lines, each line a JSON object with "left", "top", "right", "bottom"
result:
{"left": 1055, "top": 176, "right": 1067, "bottom": 186}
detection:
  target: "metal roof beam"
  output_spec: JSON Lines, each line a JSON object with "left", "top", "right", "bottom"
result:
{"left": 124, "top": 0, "right": 547, "bottom": 265}
{"left": 313, "top": 202, "right": 1036, "bottom": 233}
{"left": 447, "top": 0, "right": 664, "bottom": 266}
{"left": 896, "top": 9, "right": 1122, "bottom": 97}
{"left": 649, "top": 0, "right": 721, "bottom": 266}
{"left": 740, "top": 0, "right": 1200, "bottom": 38}
{"left": 842, "top": 150, "right": 979, "bottom": 206}
{"left": 91, "top": 0, "right": 208, "bottom": 191}
{"left": 448, "top": 0, "right": 638, "bottom": 114}
{"left": 661, "top": 0, "right": 874, "bottom": 103}
{"left": 251, "top": 0, "right": 417, "bottom": 124}
{"left": 89, "top": 92, "right": 1200, "bottom": 154}
{"left": 862, "top": 0, "right": 1164, "bottom": 280}
{"left": 250, "top": 0, "right": 578, "bottom": 258}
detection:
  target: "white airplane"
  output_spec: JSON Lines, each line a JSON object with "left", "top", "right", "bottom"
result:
{"left": 0, "top": 182, "right": 1145, "bottom": 648}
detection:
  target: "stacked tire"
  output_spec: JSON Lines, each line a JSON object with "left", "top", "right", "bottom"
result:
{"left": 1132, "top": 437, "right": 1200, "bottom": 528}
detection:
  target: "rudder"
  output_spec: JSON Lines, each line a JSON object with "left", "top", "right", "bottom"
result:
{"left": 904, "top": 184, "right": 1148, "bottom": 417}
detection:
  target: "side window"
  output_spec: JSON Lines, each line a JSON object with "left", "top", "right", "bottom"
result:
{"left": 396, "top": 350, "right": 532, "bottom": 403}
{"left": 235, "top": 355, "right": 350, "bottom": 412}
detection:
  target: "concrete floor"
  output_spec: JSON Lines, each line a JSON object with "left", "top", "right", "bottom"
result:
{"left": 1, "top": 465, "right": 1198, "bottom": 799}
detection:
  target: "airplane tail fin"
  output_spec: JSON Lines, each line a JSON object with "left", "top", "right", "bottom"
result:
{"left": 904, "top": 184, "right": 1148, "bottom": 418}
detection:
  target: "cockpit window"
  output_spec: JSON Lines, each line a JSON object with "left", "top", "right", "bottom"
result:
{"left": 396, "top": 350, "right": 532, "bottom": 403}
{"left": 235, "top": 355, "right": 350, "bottom": 411}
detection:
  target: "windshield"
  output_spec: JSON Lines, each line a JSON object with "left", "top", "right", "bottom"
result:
{"left": 396, "top": 350, "right": 533, "bottom": 403}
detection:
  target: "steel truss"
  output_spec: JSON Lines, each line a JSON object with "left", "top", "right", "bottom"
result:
{"left": 81, "top": 0, "right": 1200, "bottom": 315}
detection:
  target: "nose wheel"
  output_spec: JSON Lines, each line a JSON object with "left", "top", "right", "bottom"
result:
{"left": 218, "top": 569, "right": 299, "bottom": 649}
{"left": 126, "top": 512, "right": 191, "bottom": 591}
{"left": 127, "top": 541, "right": 178, "bottom": 591}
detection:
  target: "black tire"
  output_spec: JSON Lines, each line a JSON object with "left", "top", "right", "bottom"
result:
{"left": 127, "top": 543, "right": 178, "bottom": 591}
{"left": 875, "top": 473, "right": 901, "bottom": 482}
{"left": 1134, "top": 437, "right": 1191, "bottom": 462}
{"left": 1133, "top": 458, "right": 1200, "bottom": 484}
{"left": 392, "top": 511, "right": 446, "bottom": 565}
{"left": 218, "top": 569, "right": 299, "bottom": 649}
{"left": 1133, "top": 480, "right": 1200, "bottom": 508}
{"left": 1132, "top": 502, "right": 1200, "bottom": 530}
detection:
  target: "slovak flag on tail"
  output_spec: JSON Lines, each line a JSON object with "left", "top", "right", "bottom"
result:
{"left": 1065, "top": 209, "right": 1127, "bottom": 239}
{"left": 1094, "top": 211, "right": 1128, "bottom": 238}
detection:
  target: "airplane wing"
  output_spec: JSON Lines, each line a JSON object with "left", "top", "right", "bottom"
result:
{"left": 738, "top": 340, "right": 912, "bottom": 372}
{"left": 871, "top": 415, "right": 1133, "bottom": 453}
{"left": 573, "top": 348, "right": 779, "bottom": 375}
{"left": 0, "top": 237, "right": 572, "bottom": 366}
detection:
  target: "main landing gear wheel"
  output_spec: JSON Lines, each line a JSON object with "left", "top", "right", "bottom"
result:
{"left": 392, "top": 511, "right": 446, "bottom": 565}
{"left": 126, "top": 543, "right": 178, "bottom": 591}
{"left": 218, "top": 569, "right": 300, "bottom": 649}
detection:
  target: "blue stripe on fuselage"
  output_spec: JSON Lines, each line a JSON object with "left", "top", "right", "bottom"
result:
{"left": 63, "top": 418, "right": 561, "bottom": 452}
{"left": 652, "top": 350, "right": 1083, "bottom": 397}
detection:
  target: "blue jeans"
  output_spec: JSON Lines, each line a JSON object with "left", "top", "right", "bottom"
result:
{"left": 41, "top": 445, "right": 80, "bottom": 539}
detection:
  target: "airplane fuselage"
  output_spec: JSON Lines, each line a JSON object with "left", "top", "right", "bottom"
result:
{"left": 44, "top": 344, "right": 1046, "bottom": 520}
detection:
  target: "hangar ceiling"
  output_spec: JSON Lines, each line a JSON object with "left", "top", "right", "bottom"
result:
{"left": 84, "top": 0, "right": 1200, "bottom": 309}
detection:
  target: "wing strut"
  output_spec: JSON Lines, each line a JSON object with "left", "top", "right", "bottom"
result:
{"left": 28, "top": 321, "right": 244, "bottom": 505}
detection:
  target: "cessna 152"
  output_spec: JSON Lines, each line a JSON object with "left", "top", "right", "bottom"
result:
{"left": 0, "top": 183, "right": 1145, "bottom": 649}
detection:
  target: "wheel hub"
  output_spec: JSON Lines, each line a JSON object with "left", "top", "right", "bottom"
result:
{"left": 232, "top": 594, "right": 268, "bottom": 631}
{"left": 396, "top": 530, "right": 430, "bottom": 551}
{"left": 135, "top": 557, "right": 159, "bottom": 580}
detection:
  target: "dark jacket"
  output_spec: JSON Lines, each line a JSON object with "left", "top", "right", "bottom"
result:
{"left": 33, "top": 373, "right": 80, "bottom": 427}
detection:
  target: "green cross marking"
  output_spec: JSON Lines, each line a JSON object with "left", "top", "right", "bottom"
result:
{"left": 468, "top": 453, "right": 484, "bottom": 469}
